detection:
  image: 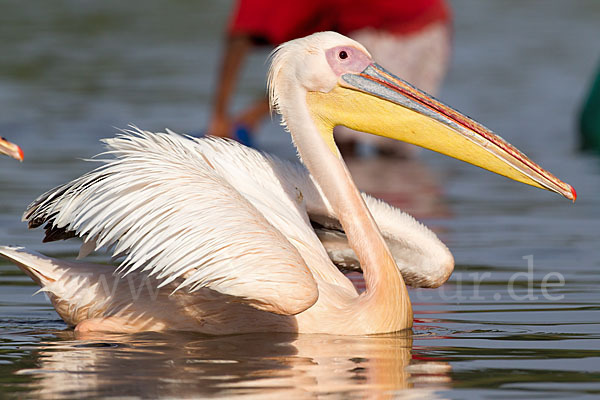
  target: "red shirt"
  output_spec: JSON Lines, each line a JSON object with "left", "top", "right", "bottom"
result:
{"left": 228, "top": 0, "right": 451, "bottom": 45}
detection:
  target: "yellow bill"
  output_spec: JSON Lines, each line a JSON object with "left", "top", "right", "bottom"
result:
{"left": 307, "top": 63, "right": 576, "bottom": 201}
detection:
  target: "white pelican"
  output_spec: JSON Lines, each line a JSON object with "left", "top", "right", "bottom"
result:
{"left": 0, "top": 32, "right": 575, "bottom": 335}
{"left": 0, "top": 137, "right": 23, "bottom": 161}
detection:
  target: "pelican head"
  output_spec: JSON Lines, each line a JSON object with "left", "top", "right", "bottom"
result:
{"left": 0, "top": 137, "right": 23, "bottom": 161}
{"left": 268, "top": 31, "right": 575, "bottom": 201}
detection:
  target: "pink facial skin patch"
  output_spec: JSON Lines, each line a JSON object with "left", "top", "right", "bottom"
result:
{"left": 325, "top": 46, "right": 372, "bottom": 77}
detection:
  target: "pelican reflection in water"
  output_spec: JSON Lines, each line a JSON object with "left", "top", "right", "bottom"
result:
{"left": 0, "top": 32, "right": 574, "bottom": 335}
{"left": 15, "top": 331, "right": 451, "bottom": 399}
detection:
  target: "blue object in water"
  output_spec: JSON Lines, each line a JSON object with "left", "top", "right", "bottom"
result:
{"left": 233, "top": 124, "right": 253, "bottom": 148}
{"left": 189, "top": 124, "right": 254, "bottom": 148}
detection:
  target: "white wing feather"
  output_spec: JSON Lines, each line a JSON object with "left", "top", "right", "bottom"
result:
{"left": 24, "top": 128, "right": 321, "bottom": 315}
{"left": 24, "top": 127, "right": 452, "bottom": 307}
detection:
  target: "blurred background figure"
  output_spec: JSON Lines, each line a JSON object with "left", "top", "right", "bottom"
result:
{"left": 208, "top": 0, "right": 452, "bottom": 155}
{"left": 580, "top": 60, "right": 600, "bottom": 152}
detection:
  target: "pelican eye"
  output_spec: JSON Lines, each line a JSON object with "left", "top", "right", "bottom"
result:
{"left": 338, "top": 50, "right": 348, "bottom": 60}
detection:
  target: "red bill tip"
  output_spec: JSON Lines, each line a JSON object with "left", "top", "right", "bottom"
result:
{"left": 16, "top": 145, "right": 24, "bottom": 162}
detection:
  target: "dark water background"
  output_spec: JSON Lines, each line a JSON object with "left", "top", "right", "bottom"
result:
{"left": 1, "top": 0, "right": 599, "bottom": 398}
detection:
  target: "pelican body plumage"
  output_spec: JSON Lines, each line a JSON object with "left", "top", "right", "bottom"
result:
{"left": 0, "top": 32, "right": 574, "bottom": 335}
